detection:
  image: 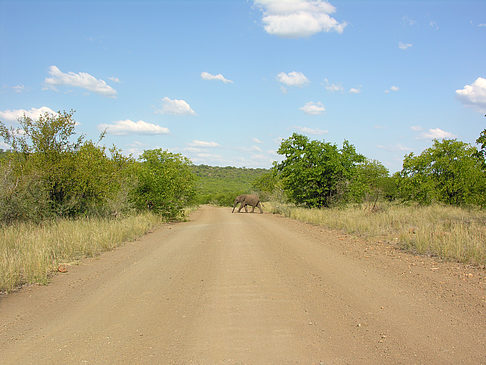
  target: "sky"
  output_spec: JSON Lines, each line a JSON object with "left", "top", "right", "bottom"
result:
{"left": 0, "top": 0, "right": 485, "bottom": 172}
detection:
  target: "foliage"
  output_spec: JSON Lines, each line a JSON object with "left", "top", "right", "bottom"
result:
{"left": 476, "top": 128, "right": 486, "bottom": 169}
{"left": 193, "top": 165, "right": 268, "bottom": 206}
{"left": 251, "top": 170, "right": 280, "bottom": 201}
{"left": 0, "top": 111, "right": 135, "bottom": 222}
{"left": 275, "top": 133, "right": 365, "bottom": 207}
{"left": 134, "top": 149, "right": 196, "bottom": 219}
{"left": 348, "top": 159, "right": 390, "bottom": 204}
{"left": 398, "top": 139, "right": 486, "bottom": 206}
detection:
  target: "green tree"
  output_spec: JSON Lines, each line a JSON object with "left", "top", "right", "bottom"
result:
{"left": 275, "top": 133, "right": 365, "bottom": 207}
{"left": 475, "top": 128, "right": 486, "bottom": 169}
{"left": 134, "top": 149, "right": 196, "bottom": 219}
{"left": 348, "top": 159, "right": 390, "bottom": 204}
{"left": 398, "top": 139, "right": 486, "bottom": 206}
{"left": 0, "top": 110, "right": 134, "bottom": 221}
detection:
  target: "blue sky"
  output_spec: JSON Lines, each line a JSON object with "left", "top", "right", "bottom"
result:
{"left": 1, "top": 0, "right": 485, "bottom": 172}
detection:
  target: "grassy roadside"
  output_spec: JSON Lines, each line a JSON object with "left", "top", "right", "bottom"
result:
{"left": 267, "top": 202, "right": 486, "bottom": 266}
{"left": 0, "top": 213, "right": 164, "bottom": 293}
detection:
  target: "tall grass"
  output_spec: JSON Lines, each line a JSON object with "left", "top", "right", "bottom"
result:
{"left": 268, "top": 202, "right": 486, "bottom": 265}
{"left": 0, "top": 213, "right": 163, "bottom": 293}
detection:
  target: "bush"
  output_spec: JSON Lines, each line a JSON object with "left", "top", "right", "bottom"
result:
{"left": 0, "top": 111, "right": 136, "bottom": 223}
{"left": 133, "top": 149, "right": 196, "bottom": 219}
{"left": 398, "top": 139, "right": 486, "bottom": 206}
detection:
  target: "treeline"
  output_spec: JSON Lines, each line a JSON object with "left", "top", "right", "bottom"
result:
{"left": 252, "top": 131, "right": 486, "bottom": 209}
{"left": 0, "top": 111, "right": 196, "bottom": 224}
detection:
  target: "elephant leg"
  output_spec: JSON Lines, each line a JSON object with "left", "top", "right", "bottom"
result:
{"left": 237, "top": 202, "right": 244, "bottom": 213}
{"left": 251, "top": 204, "right": 256, "bottom": 213}
{"left": 244, "top": 204, "right": 248, "bottom": 213}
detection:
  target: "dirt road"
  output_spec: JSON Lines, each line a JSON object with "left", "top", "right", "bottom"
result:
{"left": 1, "top": 206, "right": 485, "bottom": 364}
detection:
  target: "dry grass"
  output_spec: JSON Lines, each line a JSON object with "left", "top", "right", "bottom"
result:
{"left": 267, "top": 202, "right": 486, "bottom": 265}
{"left": 0, "top": 213, "right": 163, "bottom": 293}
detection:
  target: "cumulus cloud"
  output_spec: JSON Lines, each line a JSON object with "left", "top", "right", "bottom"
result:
{"left": 420, "top": 128, "right": 456, "bottom": 140}
{"left": 254, "top": 0, "right": 346, "bottom": 38}
{"left": 455, "top": 77, "right": 486, "bottom": 112}
{"left": 295, "top": 126, "right": 328, "bottom": 135}
{"left": 44, "top": 66, "right": 117, "bottom": 97}
{"left": 189, "top": 140, "right": 220, "bottom": 148}
{"left": 300, "top": 101, "right": 325, "bottom": 115}
{"left": 277, "top": 71, "right": 309, "bottom": 87}
{"left": 99, "top": 120, "right": 169, "bottom": 135}
{"left": 201, "top": 72, "right": 233, "bottom": 84}
{"left": 0, "top": 106, "right": 57, "bottom": 122}
{"left": 398, "top": 41, "right": 413, "bottom": 50}
{"left": 159, "top": 97, "right": 196, "bottom": 115}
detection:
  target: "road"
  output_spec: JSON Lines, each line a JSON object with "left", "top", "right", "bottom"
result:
{"left": 1, "top": 206, "right": 485, "bottom": 364}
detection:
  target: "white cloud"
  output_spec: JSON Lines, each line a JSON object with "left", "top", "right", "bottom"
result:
{"left": 420, "top": 128, "right": 456, "bottom": 140}
{"left": 455, "top": 77, "right": 486, "bottom": 112}
{"left": 349, "top": 87, "right": 361, "bottom": 94}
{"left": 99, "top": 120, "right": 169, "bottom": 135}
{"left": 159, "top": 97, "right": 196, "bottom": 115}
{"left": 189, "top": 140, "right": 220, "bottom": 148}
{"left": 277, "top": 71, "right": 309, "bottom": 87}
{"left": 295, "top": 126, "right": 328, "bottom": 135}
{"left": 300, "top": 101, "right": 325, "bottom": 115}
{"left": 324, "top": 78, "right": 343, "bottom": 92}
{"left": 253, "top": 137, "right": 263, "bottom": 144}
{"left": 478, "top": 24, "right": 486, "bottom": 27}
{"left": 410, "top": 125, "right": 423, "bottom": 131}
{"left": 398, "top": 41, "right": 413, "bottom": 50}
{"left": 0, "top": 106, "right": 57, "bottom": 122}
{"left": 44, "top": 66, "right": 117, "bottom": 97}
{"left": 254, "top": 0, "right": 346, "bottom": 38}
{"left": 108, "top": 76, "right": 120, "bottom": 83}
{"left": 385, "top": 85, "right": 399, "bottom": 93}
{"left": 201, "top": 72, "right": 233, "bottom": 84}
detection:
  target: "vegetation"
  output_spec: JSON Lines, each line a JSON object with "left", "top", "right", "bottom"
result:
{"left": 397, "top": 139, "right": 486, "bottom": 206}
{"left": 134, "top": 149, "right": 196, "bottom": 219}
{"left": 0, "top": 213, "right": 162, "bottom": 293}
{"left": 193, "top": 164, "right": 267, "bottom": 206}
{"left": 267, "top": 202, "right": 486, "bottom": 265}
{"left": 0, "top": 111, "right": 197, "bottom": 223}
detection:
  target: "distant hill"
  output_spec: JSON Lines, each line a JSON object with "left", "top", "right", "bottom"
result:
{"left": 192, "top": 165, "right": 269, "bottom": 206}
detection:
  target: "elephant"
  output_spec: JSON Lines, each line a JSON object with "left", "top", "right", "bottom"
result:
{"left": 232, "top": 194, "right": 263, "bottom": 214}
